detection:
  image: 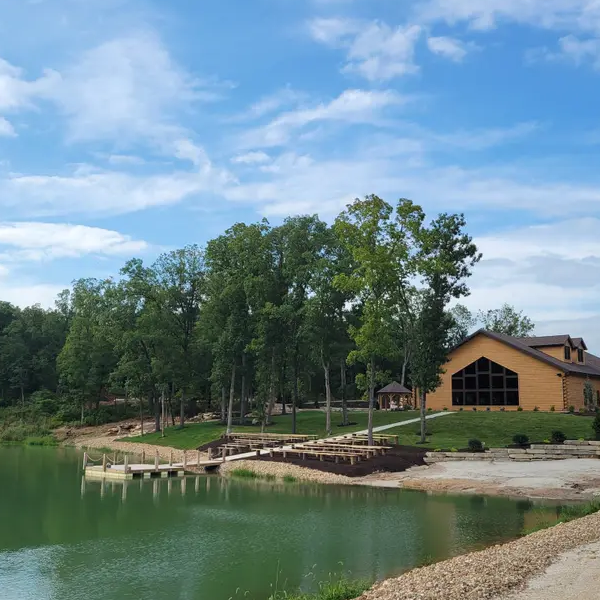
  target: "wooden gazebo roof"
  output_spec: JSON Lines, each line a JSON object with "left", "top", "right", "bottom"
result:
{"left": 376, "top": 382, "right": 412, "bottom": 395}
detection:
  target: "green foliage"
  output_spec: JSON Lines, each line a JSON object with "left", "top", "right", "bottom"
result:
{"left": 550, "top": 405, "right": 556, "bottom": 412}
{"left": 533, "top": 406, "right": 539, "bottom": 412}
{"left": 468, "top": 438, "right": 484, "bottom": 452}
{"left": 283, "top": 475, "right": 297, "bottom": 483}
{"left": 268, "top": 574, "right": 370, "bottom": 600}
{"left": 517, "top": 406, "right": 524, "bottom": 411}
{"left": 569, "top": 405, "right": 575, "bottom": 413}
{"left": 230, "top": 468, "right": 260, "bottom": 479}
{"left": 593, "top": 414, "right": 600, "bottom": 441}
{"left": 551, "top": 430, "right": 567, "bottom": 444}
{"left": 584, "top": 378, "right": 595, "bottom": 411}
{"left": 478, "top": 304, "right": 535, "bottom": 336}
{"left": 512, "top": 433, "right": 529, "bottom": 445}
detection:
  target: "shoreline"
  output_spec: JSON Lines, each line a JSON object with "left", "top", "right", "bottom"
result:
{"left": 355, "top": 511, "right": 600, "bottom": 600}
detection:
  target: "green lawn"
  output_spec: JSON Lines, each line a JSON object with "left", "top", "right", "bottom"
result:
{"left": 129, "top": 410, "right": 423, "bottom": 450}
{"left": 387, "top": 412, "right": 597, "bottom": 449}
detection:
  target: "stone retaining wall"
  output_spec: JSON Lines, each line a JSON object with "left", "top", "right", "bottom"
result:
{"left": 425, "top": 440, "right": 600, "bottom": 463}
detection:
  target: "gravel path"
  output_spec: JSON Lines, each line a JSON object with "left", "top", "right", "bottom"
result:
{"left": 357, "top": 512, "right": 600, "bottom": 600}
{"left": 495, "top": 540, "right": 600, "bottom": 600}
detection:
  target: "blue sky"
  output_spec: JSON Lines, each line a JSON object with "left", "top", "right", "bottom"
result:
{"left": 2, "top": 0, "right": 600, "bottom": 344}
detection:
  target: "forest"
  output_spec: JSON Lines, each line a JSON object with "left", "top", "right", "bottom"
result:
{"left": 0, "top": 195, "right": 534, "bottom": 442}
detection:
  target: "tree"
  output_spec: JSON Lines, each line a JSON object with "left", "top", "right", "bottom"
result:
{"left": 405, "top": 210, "right": 481, "bottom": 443}
{"left": 478, "top": 304, "right": 534, "bottom": 337}
{"left": 447, "top": 304, "right": 477, "bottom": 347}
{"left": 584, "top": 378, "right": 595, "bottom": 412}
{"left": 333, "top": 195, "right": 416, "bottom": 445}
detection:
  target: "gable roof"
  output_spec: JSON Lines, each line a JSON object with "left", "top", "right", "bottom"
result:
{"left": 377, "top": 381, "right": 412, "bottom": 395}
{"left": 519, "top": 335, "right": 573, "bottom": 348}
{"left": 572, "top": 337, "right": 588, "bottom": 350}
{"left": 456, "top": 329, "right": 600, "bottom": 377}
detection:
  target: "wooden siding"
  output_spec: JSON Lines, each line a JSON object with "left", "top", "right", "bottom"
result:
{"left": 426, "top": 334, "right": 565, "bottom": 411}
{"left": 565, "top": 375, "right": 600, "bottom": 411}
{"left": 540, "top": 345, "right": 570, "bottom": 363}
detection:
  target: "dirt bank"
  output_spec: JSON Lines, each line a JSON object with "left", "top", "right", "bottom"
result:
{"left": 357, "top": 512, "right": 600, "bottom": 600}
{"left": 362, "top": 459, "right": 600, "bottom": 501}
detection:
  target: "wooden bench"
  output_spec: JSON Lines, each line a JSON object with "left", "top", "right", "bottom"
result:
{"left": 270, "top": 447, "right": 363, "bottom": 465}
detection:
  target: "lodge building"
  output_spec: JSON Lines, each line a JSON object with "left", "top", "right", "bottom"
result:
{"left": 424, "top": 330, "right": 600, "bottom": 412}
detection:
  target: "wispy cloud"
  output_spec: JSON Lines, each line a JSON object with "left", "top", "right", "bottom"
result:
{"left": 427, "top": 36, "right": 473, "bottom": 61}
{"left": 309, "top": 18, "right": 422, "bottom": 81}
{"left": 0, "top": 117, "right": 16, "bottom": 137}
{"left": 231, "top": 151, "right": 271, "bottom": 165}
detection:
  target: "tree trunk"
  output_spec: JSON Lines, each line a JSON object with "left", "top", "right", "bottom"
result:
{"left": 161, "top": 388, "right": 166, "bottom": 438}
{"left": 420, "top": 389, "right": 427, "bottom": 444}
{"left": 401, "top": 353, "right": 409, "bottom": 387}
{"left": 219, "top": 386, "right": 225, "bottom": 422}
{"left": 179, "top": 389, "right": 185, "bottom": 429}
{"left": 240, "top": 353, "right": 246, "bottom": 426}
{"left": 368, "top": 356, "right": 375, "bottom": 446}
{"left": 139, "top": 395, "right": 144, "bottom": 437}
{"left": 80, "top": 401, "right": 84, "bottom": 427}
{"left": 226, "top": 361, "right": 236, "bottom": 435}
{"left": 340, "top": 357, "right": 348, "bottom": 427}
{"left": 153, "top": 391, "right": 160, "bottom": 432}
{"left": 280, "top": 359, "right": 286, "bottom": 415}
{"left": 266, "top": 350, "right": 276, "bottom": 425}
{"left": 323, "top": 357, "right": 332, "bottom": 437}
{"left": 292, "top": 360, "right": 299, "bottom": 435}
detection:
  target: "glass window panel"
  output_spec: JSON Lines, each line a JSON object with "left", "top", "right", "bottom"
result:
{"left": 452, "top": 377, "right": 463, "bottom": 390}
{"left": 465, "top": 376, "right": 477, "bottom": 390}
{"left": 464, "top": 362, "right": 477, "bottom": 374}
{"left": 491, "top": 361, "right": 504, "bottom": 374}
{"left": 578, "top": 349, "right": 584, "bottom": 362}
{"left": 506, "top": 376, "right": 518, "bottom": 389}
{"left": 564, "top": 346, "right": 571, "bottom": 360}
{"left": 465, "top": 391, "right": 477, "bottom": 405}
{"left": 477, "top": 357, "right": 490, "bottom": 372}
{"left": 492, "top": 375, "right": 505, "bottom": 389}
{"left": 452, "top": 392, "right": 464, "bottom": 406}
{"left": 478, "top": 374, "right": 490, "bottom": 389}
{"left": 478, "top": 391, "right": 491, "bottom": 405}
{"left": 505, "top": 368, "right": 517, "bottom": 377}
{"left": 506, "top": 391, "right": 519, "bottom": 406}
{"left": 492, "top": 391, "right": 505, "bottom": 405}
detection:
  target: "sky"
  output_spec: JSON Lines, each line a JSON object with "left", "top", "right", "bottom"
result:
{"left": 2, "top": 0, "right": 600, "bottom": 345}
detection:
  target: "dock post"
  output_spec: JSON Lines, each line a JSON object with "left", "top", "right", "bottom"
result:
{"left": 208, "top": 448, "right": 212, "bottom": 460}
{"left": 141, "top": 450, "right": 146, "bottom": 464}
{"left": 256, "top": 449, "right": 260, "bottom": 457}
{"left": 83, "top": 452, "right": 88, "bottom": 469}
{"left": 155, "top": 450, "right": 159, "bottom": 470}
{"left": 102, "top": 454, "right": 107, "bottom": 472}
{"left": 197, "top": 450, "right": 201, "bottom": 465}
{"left": 124, "top": 454, "right": 129, "bottom": 474}
{"left": 169, "top": 450, "right": 173, "bottom": 466}
{"left": 183, "top": 450, "right": 187, "bottom": 470}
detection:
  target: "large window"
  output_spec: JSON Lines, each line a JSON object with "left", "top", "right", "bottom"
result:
{"left": 565, "top": 346, "right": 571, "bottom": 361}
{"left": 577, "top": 348, "right": 584, "bottom": 363}
{"left": 452, "top": 357, "right": 519, "bottom": 407}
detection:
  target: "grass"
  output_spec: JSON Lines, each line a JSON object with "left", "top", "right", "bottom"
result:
{"left": 130, "top": 410, "right": 423, "bottom": 450}
{"left": 283, "top": 475, "right": 297, "bottom": 483}
{"left": 385, "top": 412, "right": 596, "bottom": 449}
{"left": 268, "top": 575, "right": 370, "bottom": 600}
{"left": 523, "top": 500, "right": 600, "bottom": 535}
{"left": 230, "top": 468, "right": 260, "bottom": 479}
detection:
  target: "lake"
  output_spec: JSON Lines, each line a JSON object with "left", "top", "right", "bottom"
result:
{"left": 0, "top": 446, "right": 559, "bottom": 600}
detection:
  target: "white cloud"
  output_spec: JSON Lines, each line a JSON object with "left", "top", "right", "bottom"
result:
{"left": 427, "top": 36, "right": 472, "bottom": 61}
{"left": 0, "top": 283, "right": 66, "bottom": 309}
{"left": 0, "top": 164, "right": 232, "bottom": 218}
{"left": 0, "top": 117, "right": 15, "bottom": 137}
{"left": 309, "top": 18, "right": 422, "bottom": 81}
{"left": 239, "top": 89, "right": 405, "bottom": 148}
{"left": 0, "top": 57, "right": 57, "bottom": 112}
{"left": 428, "top": 122, "right": 539, "bottom": 150}
{"left": 107, "top": 154, "right": 146, "bottom": 166}
{"left": 0, "top": 222, "right": 148, "bottom": 261}
{"left": 416, "top": 0, "right": 600, "bottom": 33}
{"left": 231, "top": 151, "right": 271, "bottom": 165}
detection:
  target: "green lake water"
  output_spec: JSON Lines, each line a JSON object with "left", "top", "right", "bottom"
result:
{"left": 0, "top": 446, "right": 560, "bottom": 600}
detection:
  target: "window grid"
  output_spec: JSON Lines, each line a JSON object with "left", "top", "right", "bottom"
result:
{"left": 452, "top": 357, "right": 519, "bottom": 407}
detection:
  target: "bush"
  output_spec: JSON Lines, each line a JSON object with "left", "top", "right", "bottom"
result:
{"left": 517, "top": 406, "right": 523, "bottom": 412}
{"left": 551, "top": 430, "right": 567, "bottom": 444}
{"left": 579, "top": 407, "right": 587, "bottom": 414}
{"left": 550, "top": 405, "right": 556, "bottom": 412}
{"left": 533, "top": 406, "right": 539, "bottom": 412}
{"left": 443, "top": 407, "right": 448, "bottom": 411}
{"left": 450, "top": 448, "right": 458, "bottom": 452}
{"left": 593, "top": 414, "right": 600, "bottom": 441}
{"left": 569, "top": 405, "right": 575, "bottom": 413}
{"left": 283, "top": 475, "right": 297, "bottom": 483}
{"left": 468, "top": 439, "right": 484, "bottom": 452}
{"left": 512, "top": 433, "right": 529, "bottom": 446}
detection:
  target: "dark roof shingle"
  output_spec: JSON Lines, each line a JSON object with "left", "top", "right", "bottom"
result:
{"left": 377, "top": 382, "right": 412, "bottom": 395}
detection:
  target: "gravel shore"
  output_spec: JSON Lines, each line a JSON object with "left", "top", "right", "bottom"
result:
{"left": 357, "top": 512, "right": 600, "bottom": 600}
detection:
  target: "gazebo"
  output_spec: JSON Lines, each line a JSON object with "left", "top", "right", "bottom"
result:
{"left": 376, "top": 382, "right": 413, "bottom": 410}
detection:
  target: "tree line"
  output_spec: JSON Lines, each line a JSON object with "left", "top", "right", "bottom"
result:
{"left": 0, "top": 195, "right": 535, "bottom": 443}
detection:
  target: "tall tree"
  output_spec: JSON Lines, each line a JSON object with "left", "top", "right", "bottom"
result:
{"left": 447, "top": 303, "right": 477, "bottom": 347}
{"left": 478, "top": 304, "right": 534, "bottom": 337}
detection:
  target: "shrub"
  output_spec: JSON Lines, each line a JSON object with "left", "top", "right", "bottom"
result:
{"left": 472, "top": 407, "right": 477, "bottom": 411}
{"left": 433, "top": 448, "right": 442, "bottom": 452}
{"left": 551, "top": 430, "right": 567, "bottom": 444}
{"left": 283, "top": 475, "right": 297, "bottom": 483}
{"left": 593, "top": 414, "right": 600, "bottom": 441}
{"left": 230, "top": 468, "right": 259, "bottom": 479}
{"left": 459, "top": 407, "right": 464, "bottom": 411}
{"left": 450, "top": 448, "right": 458, "bottom": 452}
{"left": 486, "top": 407, "right": 490, "bottom": 411}
{"left": 550, "top": 405, "right": 556, "bottom": 412}
{"left": 468, "top": 439, "right": 484, "bottom": 452}
{"left": 579, "top": 407, "right": 587, "bottom": 414}
{"left": 517, "top": 406, "right": 524, "bottom": 412}
{"left": 543, "top": 439, "right": 550, "bottom": 444}
{"left": 427, "top": 407, "right": 433, "bottom": 412}
{"left": 533, "top": 406, "right": 539, "bottom": 412}
{"left": 569, "top": 405, "right": 575, "bottom": 413}
{"left": 512, "top": 433, "right": 529, "bottom": 446}
{"left": 443, "top": 407, "right": 448, "bottom": 411}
